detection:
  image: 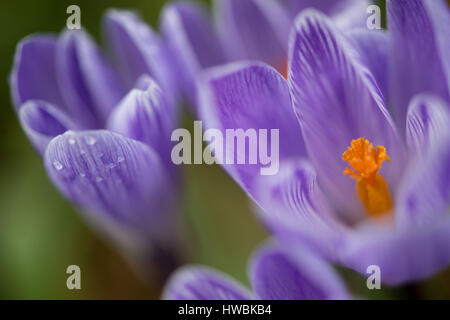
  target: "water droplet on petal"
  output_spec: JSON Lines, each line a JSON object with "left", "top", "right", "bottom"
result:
{"left": 117, "top": 156, "right": 125, "bottom": 163}
{"left": 96, "top": 176, "right": 103, "bottom": 182}
{"left": 79, "top": 172, "right": 86, "bottom": 178}
{"left": 107, "top": 163, "right": 116, "bottom": 169}
{"left": 68, "top": 138, "right": 76, "bottom": 145}
{"left": 86, "top": 136, "right": 97, "bottom": 145}
{"left": 53, "top": 160, "right": 63, "bottom": 171}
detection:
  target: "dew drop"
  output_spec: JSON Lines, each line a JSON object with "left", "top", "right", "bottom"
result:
{"left": 117, "top": 156, "right": 125, "bottom": 163}
{"left": 86, "top": 136, "right": 97, "bottom": 145}
{"left": 68, "top": 138, "right": 76, "bottom": 145}
{"left": 96, "top": 176, "right": 103, "bottom": 182}
{"left": 53, "top": 160, "right": 63, "bottom": 171}
{"left": 107, "top": 163, "right": 116, "bottom": 169}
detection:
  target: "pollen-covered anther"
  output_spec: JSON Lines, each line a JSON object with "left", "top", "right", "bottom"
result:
{"left": 342, "top": 137, "right": 392, "bottom": 216}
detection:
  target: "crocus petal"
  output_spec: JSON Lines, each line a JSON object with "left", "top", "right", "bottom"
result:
{"left": 198, "top": 61, "right": 305, "bottom": 198}
{"left": 103, "top": 9, "right": 177, "bottom": 97}
{"left": 215, "top": 0, "right": 290, "bottom": 72}
{"left": 161, "top": 1, "right": 225, "bottom": 104}
{"left": 44, "top": 130, "right": 173, "bottom": 232}
{"left": 56, "top": 30, "right": 125, "bottom": 128}
{"left": 250, "top": 244, "right": 349, "bottom": 300}
{"left": 10, "top": 35, "right": 65, "bottom": 110}
{"left": 19, "top": 100, "right": 76, "bottom": 155}
{"left": 162, "top": 266, "right": 252, "bottom": 300}
{"left": 343, "top": 214, "right": 450, "bottom": 285}
{"left": 388, "top": 0, "right": 450, "bottom": 134}
{"left": 347, "top": 29, "right": 388, "bottom": 99}
{"left": 107, "top": 79, "right": 175, "bottom": 166}
{"left": 406, "top": 94, "right": 450, "bottom": 155}
{"left": 288, "top": 10, "right": 404, "bottom": 220}
{"left": 396, "top": 133, "right": 450, "bottom": 226}
{"left": 253, "top": 159, "right": 348, "bottom": 260}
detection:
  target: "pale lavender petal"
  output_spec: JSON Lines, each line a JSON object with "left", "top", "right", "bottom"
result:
{"left": 10, "top": 35, "right": 65, "bottom": 111}
{"left": 56, "top": 30, "right": 125, "bottom": 128}
{"left": 283, "top": 0, "right": 370, "bottom": 29}
{"left": 288, "top": 10, "right": 405, "bottom": 220}
{"left": 215, "top": 0, "right": 290, "bottom": 71}
{"left": 198, "top": 61, "right": 305, "bottom": 198}
{"left": 103, "top": 9, "right": 177, "bottom": 97}
{"left": 19, "top": 100, "right": 77, "bottom": 155}
{"left": 343, "top": 215, "right": 450, "bottom": 285}
{"left": 163, "top": 266, "right": 252, "bottom": 300}
{"left": 253, "top": 159, "right": 348, "bottom": 260}
{"left": 160, "top": 1, "right": 225, "bottom": 104}
{"left": 396, "top": 133, "right": 450, "bottom": 226}
{"left": 406, "top": 94, "right": 450, "bottom": 155}
{"left": 347, "top": 29, "right": 388, "bottom": 99}
{"left": 388, "top": 0, "right": 450, "bottom": 134}
{"left": 44, "top": 130, "right": 173, "bottom": 231}
{"left": 250, "top": 244, "right": 349, "bottom": 300}
{"left": 107, "top": 79, "right": 176, "bottom": 166}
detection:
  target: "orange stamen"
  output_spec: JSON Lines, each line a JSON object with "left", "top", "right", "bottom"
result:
{"left": 342, "top": 137, "right": 392, "bottom": 216}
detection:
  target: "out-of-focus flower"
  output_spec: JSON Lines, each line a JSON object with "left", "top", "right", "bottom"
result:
{"left": 198, "top": 0, "right": 450, "bottom": 285}
{"left": 160, "top": 0, "right": 367, "bottom": 106}
{"left": 9, "top": 10, "right": 181, "bottom": 277}
{"left": 163, "top": 243, "right": 349, "bottom": 300}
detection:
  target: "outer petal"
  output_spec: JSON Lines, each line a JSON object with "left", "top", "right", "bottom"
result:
{"left": 19, "top": 100, "right": 77, "bottom": 155}
{"left": 343, "top": 214, "right": 450, "bottom": 285}
{"left": 250, "top": 244, "right": 349, "bottom": 300}
{"left": 10, "top": 35, "right": 65, "bottom": 111}
{"left": 162, "top": 266, "right": 252, "bottom": 300}
{"left": 103, "top": 10, "right": 177, "bottom": 97}
{"left": 406, "top": 94, "right": 450, "bottom": 155}
{"left": 56, "top": 30, "right": 125, "bottom": 128}
{"left": 253, "top": 159, "right": 348, "bottom": 260}
{"left": 388, "top": 0, "right": 450, "bottom": 133}
{"left": 215, "top": 0, "right": 290, "bottom": 71}
{"left": 44, "top": 130, "right": 173, "bottom": 232}
{"left": 347, "top": 29, "right": 388, "bottom": 99}
{"left": 288, "top": 10, "right": 404, "bottom": 220}
{"left": 107, "top": 79, "right": 175, "bottom": 166}
{"left": 161, "top": 1, "right": 225, "bottom": 104}
{"left": 396, "top": 133, "right": 450, "bottom": 226}
{"left": 198, "top": 61, "right": 305, "bottom": 198}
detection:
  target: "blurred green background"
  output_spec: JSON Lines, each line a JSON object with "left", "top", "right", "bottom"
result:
{"left": 0, "top": 0, "right": 449, "bottom": 300}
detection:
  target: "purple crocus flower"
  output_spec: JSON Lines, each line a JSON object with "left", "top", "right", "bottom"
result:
{"left": 197, "top": 0, "right": 450, "bottom": 285}
{"left": 163, "top": 243, "right": 349, "bottom": 300}
{"left": 160, "top": 0, "right": 367, "bottom": 105}
{"left": 10, "top": 10, "right": 181, "bottom": 276}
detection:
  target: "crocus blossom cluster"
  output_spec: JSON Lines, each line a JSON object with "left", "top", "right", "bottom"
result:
{"left": 10, "top": 9, "right": 181, "bottom": 274}
{"left": 194, "top": 0, "right": 450, "bottom": 286}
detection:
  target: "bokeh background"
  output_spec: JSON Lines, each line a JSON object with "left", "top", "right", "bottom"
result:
{"left": 0, "top": 0, "right": 449, "bottom": 299}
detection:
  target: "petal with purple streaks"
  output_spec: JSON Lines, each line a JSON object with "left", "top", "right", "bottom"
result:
{"left": 10, "top": 35, "right": 65, "bottom": 110}
{"left": 56, "top": 30, "right": 125, "bottom": 128}
{"left": 163, "top": 266, "right": 252, "bottom": 300}
{"left": 160, "top": 1, "right": 226, "bottom": 104}
{"left": 44, "top": 130, "right": 173, "bottom": 231}
{"left": 253, "top": 159, "right": 348, "bottom": 260}
{"left": 250, "top": 244, "right": 349, "bottom": 300}
{"left": 103, "top": 9, "right": 177, "bottom": 97}
{"left": 198, "top": 61, "right": 305, "bottom": 198}
{"left": 288, "top": 10, "right": 404, "bottom": 220}
{"left": 107, "top": 79, "right": 176, "bottom": 166}
{"left": 19, "top": 100, "right": 76, "bottom": 155}
{"left": 215, "top": 0, "right": 289, "bottom": 71}
{"left": 387, "top": 0, "right": 450, "bottom": 133}
{"left": 406, "top": 94, "right": 450, "bottom": 155}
